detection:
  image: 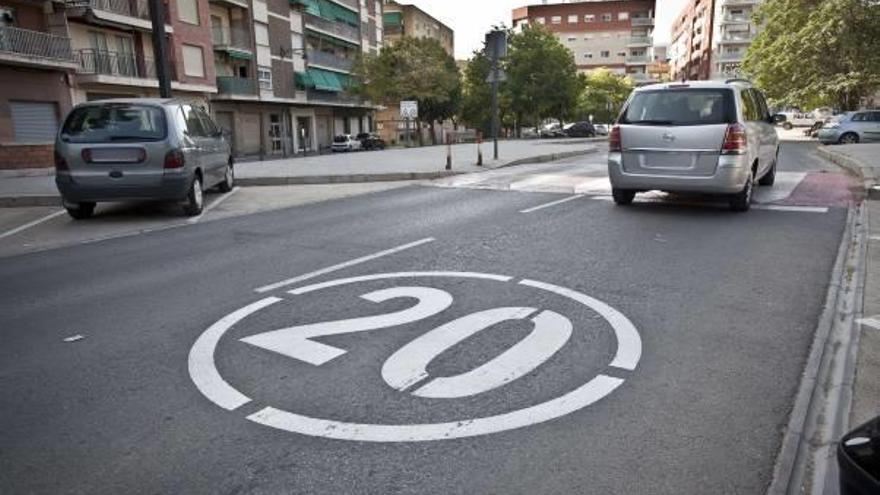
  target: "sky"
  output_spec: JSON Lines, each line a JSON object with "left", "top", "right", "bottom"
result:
{"left": 402, "top": 0, "right": 690, "bottom": 59}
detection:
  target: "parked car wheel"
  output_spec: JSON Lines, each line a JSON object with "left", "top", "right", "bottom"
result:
{"left": 65, "top": 201, "right": 96, "bottom": 220}
{"left": 730, "top": 172, "right": 754, "bottom": 212}
{"left": 612, "top": 188, "right": 636, "bottom": 206}
{"left": 183, "top": 175, "right": 204, "bottom": 216}
{"left": 759, "top": 158, "right": 777, "bottom": 187}
{"left": 839, "top": 132, "right": 860, "bottom": 144}
{"left": 218, "top": 162, "right": 234, "bottom": 192}
{"left": 783, "top": 122, "right": 793, "bottom": 130}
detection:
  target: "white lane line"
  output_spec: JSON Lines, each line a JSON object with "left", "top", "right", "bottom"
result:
{"left": 188, "top": 187, "right": 240, "bottom": 224}
{"left": 519, "top": 194, "right": 584, "bottom": 214}
{"left": 0, "top": 209, "right": 66, "bottom": 241}
{"left": 254, "top": 237, "right": 436, "bottom": 293}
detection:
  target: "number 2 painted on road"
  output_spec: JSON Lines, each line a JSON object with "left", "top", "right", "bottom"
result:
{"left": 241, "top": 286, "right": 573, "bottom": 398}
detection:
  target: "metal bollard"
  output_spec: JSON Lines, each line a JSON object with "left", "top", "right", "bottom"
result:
{"left": 445, "top": 134, "right": 452, "bottom": 170}
{"left": 476, "top": 131, "right": 483, "bottom": 166}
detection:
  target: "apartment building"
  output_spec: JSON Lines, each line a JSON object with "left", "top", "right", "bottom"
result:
{"left": 0, "top": 0, "right": 382, "bottom": 169}
{"left": 669, "top": 0, "right": 762, "bottom": 81}
{"left": 511, "top": 0, "right": 657, "bottom": 84}
{"left": 378, "top": 0, "right": 454, "bottom": 144}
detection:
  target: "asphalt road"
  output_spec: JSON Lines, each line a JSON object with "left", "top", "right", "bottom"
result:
{"left": 0, "top": 141, "right": 857, "bottom": 494}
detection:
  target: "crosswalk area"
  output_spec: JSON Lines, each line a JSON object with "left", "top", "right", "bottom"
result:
{"left": 428, "top": 155, "right": 856, "bottom": 211}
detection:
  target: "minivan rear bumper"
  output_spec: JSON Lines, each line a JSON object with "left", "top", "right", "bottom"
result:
{"left": 608, "top": 152, "right": 751, "bottom": 194}
{"left": 56, "top": 173, "right": 191, "bottom": 203}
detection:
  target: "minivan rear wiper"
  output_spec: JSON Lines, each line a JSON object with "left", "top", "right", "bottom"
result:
{"left": 626, "top": 119, "right": 675, "bottom": 126}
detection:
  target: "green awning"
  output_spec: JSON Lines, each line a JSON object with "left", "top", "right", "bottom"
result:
{"left": 295, "top": 71, "right": 313, "bottom": 88}
{"left": 383, "top": 12, "right": 403, "bottom": 27}
{"left": 298, "top": 68, "right": 350, "bottom": 92}
{"left": 226, "top": 49, "right": 253, "bottom": 60}
{"left": 294, "top": 0, "right": 359, "bottom": 26}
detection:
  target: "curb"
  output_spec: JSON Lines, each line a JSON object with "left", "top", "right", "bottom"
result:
{"left": 494, "top": 148, "right": 600, "bottom": 169}
{"left": 237, "top": 170, "right": 461, "bottom": 187}
{"left": 816, "top": 145, "right": 880, "bottom": 199}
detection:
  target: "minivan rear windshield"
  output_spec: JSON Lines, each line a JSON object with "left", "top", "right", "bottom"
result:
{"left": 61, "top": 104, "right": 167, "bottom": 143}
{"left": 619, "top": 89, "right": 736, "bottom": 126}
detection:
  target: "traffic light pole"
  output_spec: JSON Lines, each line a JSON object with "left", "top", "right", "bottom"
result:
{"left": 148, "top": 0, "right": 172, "bottom": 98}
{"left": 491, "top": 60, "right": 499, "bottom": 161}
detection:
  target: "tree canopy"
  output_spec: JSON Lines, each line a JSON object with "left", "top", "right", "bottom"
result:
{"left": 576, "top": 69, "right": 634, "bottom": 123}
{"left": 743, "top": 0, "right": 880, "bottom": 110}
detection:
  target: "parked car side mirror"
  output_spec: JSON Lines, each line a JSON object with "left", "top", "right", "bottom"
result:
{"left": 838, "top": 415, "right": 880, "bottom": 495}
{"left": 771, "top": 114, "right": 787, "bottom": 124}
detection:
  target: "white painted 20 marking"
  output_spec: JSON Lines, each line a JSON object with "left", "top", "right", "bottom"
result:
{"left": 188, "top": 271, "right": 642, "bottom": 442}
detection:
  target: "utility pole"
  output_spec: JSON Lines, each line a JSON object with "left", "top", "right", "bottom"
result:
{"left": 148, "top": 0, "right": 172, "bottom": 98}
{"left": 485, "top": 29, "right": 507, "bottom": 161}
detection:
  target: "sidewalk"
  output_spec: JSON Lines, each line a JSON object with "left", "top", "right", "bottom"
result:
{"left": 817, "top": 143, "right": 880, "bottom": 196}
{"left": 0, "top": 138, "right": 600, "bottom": 206}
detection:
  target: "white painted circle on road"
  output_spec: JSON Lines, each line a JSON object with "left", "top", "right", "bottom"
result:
{"left": 188, "top": 271, "right": 642, "bottom": 442}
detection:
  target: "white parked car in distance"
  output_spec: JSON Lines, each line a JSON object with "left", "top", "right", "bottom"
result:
{"left": 332, "top": 134, "right": 362, "bottom": 152}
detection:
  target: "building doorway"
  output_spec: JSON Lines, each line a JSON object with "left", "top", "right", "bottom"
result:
{"left": 297, "top": 116, "right": 312, "bottom": 153}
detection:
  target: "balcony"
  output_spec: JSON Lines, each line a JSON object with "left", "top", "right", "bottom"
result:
{"left": 720, "top": 15, "right": 751, "bottom": 24}
{"left": 304, "top": 13, "right": 360, "bottom": 44}
{"left": 716, "top": 52, "right": 745, "bottom": 62}
{"left": 306, "top": 89, "right": 364, "bottom": 106}
{"left": 306, "top": 49, "right": 354, "bottom": 73}
{"left": 719, "top": 32, "right": 754, "bottom": 43}
{"left": 66, "top": 0, "right": 155, "bottom": 30}
{"left": 628, "top": 73, "right": 657, "bottom": 84}
{"left": 327, "top": 0, "right": 358, "bottom": 11}
{"left": 74, "top": 48, "right": 172, "bottom": 87}
{"left": 212, "top": 26, "right": 253, "bottom": 57}
{"left": 208, "top": 0, "right": 249, "bottom": 8}
{"left": 631, "top": 17, "right": 654, "bottom": 26}
{"left": 723, "top": 0, "right": 759, "bottom": 5}
{"left": 0, "top": 26, "right": 78, "bottom": 70}
{"left": 625, "top": 55, "right": 649, "bottom": 65}
{"left": 216, "top": 76, "right": 256, "bottom": 96}
{"left": 626, "top": 36, "right": 651, "bottom": 47}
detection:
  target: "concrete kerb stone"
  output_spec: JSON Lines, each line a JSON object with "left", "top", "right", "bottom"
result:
{"left": 817, "top": 145, "right": 880, "bottom": 199}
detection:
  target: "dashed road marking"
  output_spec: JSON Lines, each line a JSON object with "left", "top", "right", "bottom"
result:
{"left": 0, "top": 210, "right": 65, "bottom": 240}
{"left": 519, "top": 194, "right": 584, "bottom": 214}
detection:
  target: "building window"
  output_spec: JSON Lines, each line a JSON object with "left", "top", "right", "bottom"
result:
{"left": 583, "top": 52, "right": 592, "bottom": 59}
{"left": 550, "top": 16, "right": 561, "bottom": 24}
{"left": 601, "top": 13, "right": 612, "bottom": 21}
{"left": 567, "top": 36, "right": 577, "bottom": 42}
{"left": 584, "top": 14, "right": 595, "bottom": 22}
{"left": 567, "top": 15, "right": 578, "bottom": 24}
{"left": 600, "top": 50, "right": 610, "bottom": 58}
{"left": 181, "top": 44, "right": 205, "bottom": 77}
{"left": 535, "top": 17, "right": 545, "bottom": 24}
{"left": 258, "top": 66, "right": 272, "bottom": 90}
{"left": 178, "top": 0, "right": 200, "bottom": 25}
{"left": 618, "top": 52, "right": 626, "bottom": 57}
{"left": 618, "top": 12, "right": 629, "bottom": 21}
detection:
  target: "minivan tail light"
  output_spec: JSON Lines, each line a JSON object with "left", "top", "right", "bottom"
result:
{"left": 721, "top": 123, "right": 747, "bottom": 155}
{"left": 54, "top": 150, "right": 69, "bottom": 172}
{"left": 81, "top": 149, "right": 92, "bottom": 163}
{"left": 164, "top": 149, "right": 185, "bottom": 169}
{"left": 609, "top": 125, "right": 622, "bottom": 152}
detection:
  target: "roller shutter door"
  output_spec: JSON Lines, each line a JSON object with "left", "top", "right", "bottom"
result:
{"left": 10, "top": 101, "right": 58, "bottom": 143}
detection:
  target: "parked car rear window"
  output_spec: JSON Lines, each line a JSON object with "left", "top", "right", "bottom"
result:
{"left": 62, "top": 104, "right": 166, "bottom": 143}
{"left": 620, "top": 89, "right": 736, "bottom": 126}
{"left": 334, "top": 135, "right": 348, "bottom": 143}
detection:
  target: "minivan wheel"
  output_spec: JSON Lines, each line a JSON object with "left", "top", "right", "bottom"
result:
{"left": 183, "top": 176, "right": 204, "bottom": 216}
{"left": 759, "top": 159, "right": 777, "bottom": 186}
{"left": 839, "top": 133, "right": 859, "bottom": 144}
{"left": 783, "top": 122, "right": 793, "bottom": 130}
{"left": 730, "top": 173, "right": 754, "bottom": 212}
{"left": 612, "top": 188, "right": 636, "bottom": 206}
{"left": 218, "top": 162, "right": 234, "bottom": 192}
{"left": 65, "top": 201, "right": 96, "bottom": 220}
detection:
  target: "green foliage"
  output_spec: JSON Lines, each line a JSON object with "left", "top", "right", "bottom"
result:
{"left": 353, "top": 36, "right": 461, "bottom": 119}
{"left": 576, "top": 69, "right": 635, "bottom": 123}
{"left": 505, "top": 24, "right": 582, "bottom": 124}
{"left": 743, "top": 0, "right": 880, "bottom": 110}
{"left": 460, "top": 51, "right": 497, "bottom": 134}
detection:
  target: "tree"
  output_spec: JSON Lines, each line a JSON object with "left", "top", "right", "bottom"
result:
{"left": 353, "top": 37, "right": 461, "bottom": 144}
{"left": 576, "top": 69, "right": 634, "bottom": 123}
{"left": 505, "top": 24, "right": 582, "bottom": 129}
{"left": 460, "top": 51, "right": 495, "bottom": 135}
{"left": 743, "top": 0, "right": 880, "bottom": 110}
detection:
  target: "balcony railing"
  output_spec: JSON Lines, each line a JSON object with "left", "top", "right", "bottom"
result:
{"left": 627, "top": 36, "right": 651, "bottom": 46}
{"left": 304, "top": 13, "right": 360, "bottom": 43}
{"left": 716, "top": 52, "right": 745, "bottom": 62}
{"left": 721, "top": 15, "right": 751, "bottom": 24}
{"left": 631, "top": 17, "right": 654, "bottom": 26}
{"left": 211, "top": 26, "right": 252, "bottom": 51}
{"left": 625, "top": 56, "right": 649, "bottom": 64}
{"left": 306, "top": 89, "right": 363, "bottom": 105}
{"left": 216, "top": 76, "right": 256, "bottom": 95}
{"left": 720, "top": 32, "right": 754, "bottom": 43}
{"left": 75, "top": 48, "right": 157, "bottom": 78}
{"left": 0, "top": 26, "right": 74, "bottom": 62}
{"left": 67, "top": 0, "right": 150, "bottom": 20}
{"left": 723, "top": 0, "right": 759, "bottom": 5}
{"left": 327, "top": 0, "right": 358, "bottom": 11}
{"left": 306, "top": 49, "right": 354, "bottom": 72}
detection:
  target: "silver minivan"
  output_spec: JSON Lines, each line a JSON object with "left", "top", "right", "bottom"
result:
{"left": 55, "top": 99, "right": 233, "bottom": 219}
{"left": 608, "top": 80, "right": 783, "bottom": 211}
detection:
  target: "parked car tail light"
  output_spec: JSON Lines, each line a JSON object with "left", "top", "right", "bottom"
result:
{"left": 164, "top": 149, "right": 185, "bottom": 169}
{"left": 54, "top": 150, "right": 69, "bottom": 172}
{"left": 721, "top": 123, "right": 748, "bottom": 155}
{"left": 609, "top": 125, "right": 622, "bottom": 152}
{"left": 81, "top": 149, "right": 92, "bottom": 163}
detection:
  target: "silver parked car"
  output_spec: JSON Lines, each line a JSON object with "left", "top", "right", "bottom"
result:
{"left": 818, "top": 110, "right": 880, "bottom": 144}
{"left": 55, "top": 99, "right": 233, "bottom": 219}
{"left": 608, "top": 80, "right": 783, "bottom": 212}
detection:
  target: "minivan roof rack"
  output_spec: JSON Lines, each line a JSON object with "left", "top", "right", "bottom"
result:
{"left": 725, "top": 78, "right": 752, "bottom": 85}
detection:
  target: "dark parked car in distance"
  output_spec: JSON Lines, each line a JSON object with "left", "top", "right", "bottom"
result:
{"left": 563, "top": 121, "right": 596, "bottom": 138}
{"left": 357, "top": 133, "right": 386, "bottom": 150}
